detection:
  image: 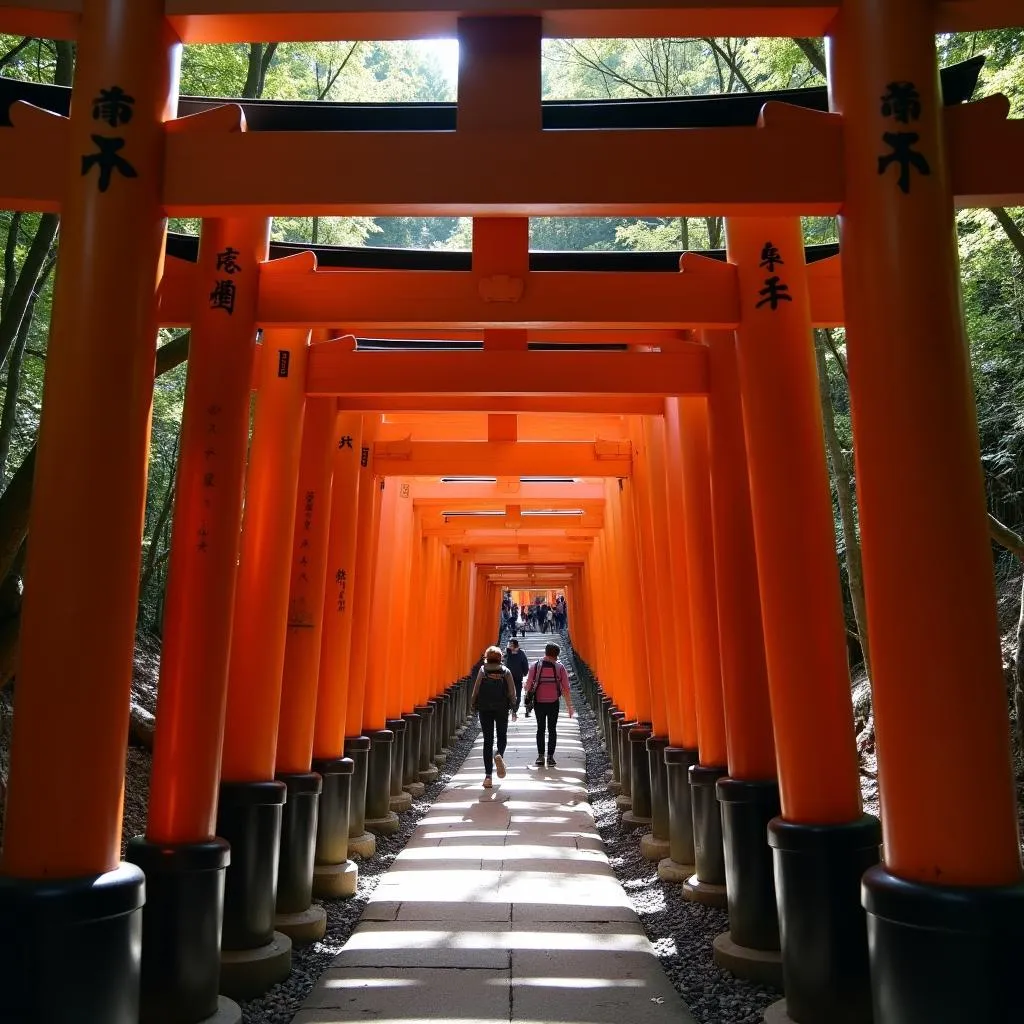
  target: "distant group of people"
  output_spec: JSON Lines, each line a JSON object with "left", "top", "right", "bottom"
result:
{"left": 470, "top": 638, "right": 573, "bottom": 788}
{"left": 500, "top": 594, "right": 568, "bottom": 638}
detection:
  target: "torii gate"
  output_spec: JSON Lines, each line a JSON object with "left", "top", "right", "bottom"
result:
{"left": 0, "top": 4, "right": 1021, "bottom": 1024}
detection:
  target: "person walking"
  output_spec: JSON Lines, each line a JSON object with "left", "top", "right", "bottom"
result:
{"left": 504, "top": 637, "right": 530, "bottom": 711}
{"left": 524, "top": 642, "right": 573, "bottom": 767}
{"left": 470, "top": 646, "right": 517, "bottom": 788}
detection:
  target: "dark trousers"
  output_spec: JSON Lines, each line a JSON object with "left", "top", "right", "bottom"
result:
{"left": 535, "top": 700, "right": 560, "bottom": 758}
{"left": 514, "top": 680, "right": 523, "bottom": 711}
{"left": 478, "top": 709, "right": 508, "bottom": 777}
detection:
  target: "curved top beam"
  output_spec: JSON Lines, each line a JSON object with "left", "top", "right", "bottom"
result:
{"left": 0, "top": 2, "right": 1016, "bottom": 43}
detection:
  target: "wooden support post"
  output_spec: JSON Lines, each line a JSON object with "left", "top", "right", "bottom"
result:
{"left": 0, "top": 2, "right": 179, "bottom": 1016}
{"left": 827, "top": 3, "right": 1023, "bottom": 1019}
{"left": 130, "top": 216, "right": 267, "bottom": 1023}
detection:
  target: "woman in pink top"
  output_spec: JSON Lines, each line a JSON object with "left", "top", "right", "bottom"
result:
{"left": 524, "top": 642, "right": 574, "bottom": 767}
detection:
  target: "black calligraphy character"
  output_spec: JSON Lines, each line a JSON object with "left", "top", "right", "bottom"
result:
{"left": 204, "top": 447, "right": 216, "bottom": 460}
{"left": 81, "top": 135, "right": 137, "bottom": 193}
{"left": 878, "top": 132, "right": 931, "bottom": 194}
{"left": 207, "top": 404, "right": 222, "bottom": 417}
{"left": 209, "top": 280, "right": 236, "bottom": 315}
{"left": 756, "top": 276, "right": 792, "bottom": 311}
{"left": 759, "top": 243, "right": 783, "bottom": 273}
{"left": 360, "top": 446, "right": 369, "bottom": 468}
{"left": 300, "top": 539, "right": 310, "bottom": 549}
{"left": 203, "top": 472, "right": 215, "bottom": 488}
{"left": 300, "top": 556, "right": 309, "bottom": 566}
{"left": 338, "top": 435, "right": 354, "bottom": 449}
{"left": 880, "top": 81, "right": 922, "bottom": 124}
{"left": 92, "top": 86, "right": 135, "bottom": 128}
{"left": 216, "top": 247, "right": 242, "bottom": 275}
{"left": 300, "top": 573, "right": 309, "bottom": 583}
{"left": 335, "top": 569, "right": 347, "bottom": 584}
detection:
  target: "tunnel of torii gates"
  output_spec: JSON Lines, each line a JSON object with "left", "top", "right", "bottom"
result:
{"left": 0, "top": 1, "right": 1022, "bottom": 1024}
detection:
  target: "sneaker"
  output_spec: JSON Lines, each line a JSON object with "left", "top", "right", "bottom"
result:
{"left": 483, "top": 776, "right": 493, "bottom": 788}
{"left": 535, "top": 757, "right": 545, "bottom": 767}
{"left": 494, "top": 754, "right": 506, "bottom": 778}
{"left": 546, "top": 757, "right": 557, "bottom": 767}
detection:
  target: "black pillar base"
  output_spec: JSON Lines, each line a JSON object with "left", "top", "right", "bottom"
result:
{"left": 386, "top": 719, "right": 407, "bottom": 798}
{"left": 441, "top": 690, "right": 454, "bottom": 747}
{"left": 717, "top": 777, "right": 781, "bottom": 952}
{"left": 617, "top": 719, "right": 637, "bottom": 797}
{"left": 608, "top": 710, "right": 625, "bottom": 781}
{"left": 125, "top": 837, "right": 231, "bottom": 1024}
{"left": 343, "top": 736, "right": 370, "bottom": 839}
{"left": 626, "top": 723, "right": 654, "bottom": 821}
{"left": 428, "top": 698, "right": 445, "bottom": 756}
{"left": 862, "top": 862, "right": 1024, "bottom": 1024}
{"left": 0, "top": 862, "right": 145, "bottom": 1024}
{"left": 275, "top": 772, "right": 322, "bottom": 916}
{"left": 647, "top": 735, "right": 670, "bottom": 841}
{"left": 415, "top": 704, "right": 438, "bottom": 780}
{"left": 313, "top": 757, "right": 354, "bottom": 866}
{"left": 768, "top": 814, "right": 880, "bottom": 1023}
{"left": 365, "top": 729, "right": 394, "bottom": 822}
{"left": 664, "top": 747, "right": 697, "bottom": 869}
{"left": 689, "top": 764, "right": 727, "bottom": 886}
{"left": 217, "top": 780, "right": 287, "bottom": 950}
{"left": 599, "top": 696, "right": 613, "bottom": 747}
{"left": 403, "top": 713, "right": 422, "bottom": 786}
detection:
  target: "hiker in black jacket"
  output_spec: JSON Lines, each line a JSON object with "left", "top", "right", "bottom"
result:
{"left": 504, "top": 638, "right": 530, "bottom": 712}
{"left": 471, "top": 646, "right": 518, "bottom": 788}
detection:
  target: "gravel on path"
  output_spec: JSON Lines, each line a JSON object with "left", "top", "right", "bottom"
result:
{"left": 240, "top": 710, "right": 481, "bottom": 1024}
{"left": 561, "top": 639, "right": 781, "bottom": 1024}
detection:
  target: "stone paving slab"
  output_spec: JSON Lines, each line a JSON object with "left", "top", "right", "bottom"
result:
{"left": 292, "top": 662, "right": 697, "bottom": 1024}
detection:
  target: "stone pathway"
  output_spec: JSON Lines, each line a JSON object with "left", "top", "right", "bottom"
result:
{"left": 291, "top": 634, "right": 698, "bottom": 1024}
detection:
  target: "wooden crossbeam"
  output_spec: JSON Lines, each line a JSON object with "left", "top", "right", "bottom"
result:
{"left": 308, "top": 348, "right": 709, "bottom": 398}
{"left": 2, "top": 102, "right": 1019, "bottom": 223}
{"left": 373, "top": 439, "right": 632, "bottom": 478}
{"left": 158, "top": 254, "right": 845, "bottom": 328}
{"left": 0, "top": 1, "right": 1015, "bottom": 43}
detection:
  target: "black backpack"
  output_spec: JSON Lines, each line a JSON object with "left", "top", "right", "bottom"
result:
{"left": 477, "top": 664, "right": 511, "bottom": 713}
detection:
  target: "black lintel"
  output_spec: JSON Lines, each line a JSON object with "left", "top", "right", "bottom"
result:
{"left": 0, "top": 55, "right": 982, "bottom": 131}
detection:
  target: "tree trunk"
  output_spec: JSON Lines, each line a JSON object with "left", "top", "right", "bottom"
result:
{"left": 243, "top": 42, "right": 278, "bottom": 100}
{"left": 0, "top": 213, "right": 59, "bottom": 371}
{"left": 1015, "top": 573, "right": 1024, "bottom": 759}
{"left": 814, "top": 328, "right": 872, "bottom": 677}
{"left": 0, "top": 256, "right": 55, "bottom": 478}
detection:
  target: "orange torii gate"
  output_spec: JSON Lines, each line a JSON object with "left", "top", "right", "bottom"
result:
{"left": 0, "top": 3, "right": 1021, "bottom": 1024}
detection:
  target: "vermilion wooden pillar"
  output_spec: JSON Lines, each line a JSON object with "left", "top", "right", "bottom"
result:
{"left": 216, "top": 327, "right": 310, "bottom": 995}
{"left": 363, "top": 478, "right": 399, "bottom": 834}
{"left": 727, "top": 215, "right": 876, "bottom": 1020}
{"left": 676, "top": 397, "right": 729, "bottom": 907}
{"left": 0, "top": 3, "right": 179, "bottom": 1018}
{"left": 344, "top": 414, "right": 381, "bottom": 857}
{"left": 638, "top": 415, "right": 683, "bottom": 864}
{"left": 622, "top": 417, "right": 664, "bottom": 833}
{"left": 383, "top": 480, "right": 415, "bottom": 815}
{"left": 702, "top": 327, "right": 782, "bottom": 981}
{"left": 130, "top": 216, "right": 267, "bottom": 1024}
{"left": 272, "top": 393, "right": 337, "bottom": 945}
{"left": 310, "top": 410, "right": 364, "bottom": 895}
{"left": 829, "top": 3, "right": 1023, "bottom": 1019}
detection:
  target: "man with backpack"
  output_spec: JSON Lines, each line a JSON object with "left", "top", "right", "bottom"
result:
{"left": 470, "top": 646, "right": 518, "bottom": 788}
{"left": 504, "top": 637, "right": 530, "bottom": 711}
{"left": 524, "top": 642, "right": 573, "bottom": 767}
